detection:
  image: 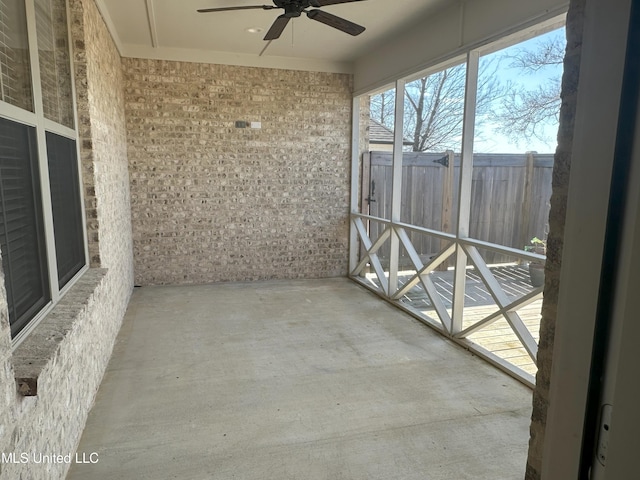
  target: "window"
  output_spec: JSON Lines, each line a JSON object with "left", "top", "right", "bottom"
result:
{"left": 35, "top": 0, "right": 74, "bottom": 128}
{"left": 0, "top": 0, "right": 86, "bottom": 341}
{"left": 0, "top": 118, "right": 50, "bottom": 337}
{"left": 0, "top": 0, "right": 34, "bottom": 111}
{"left": 46, "top": 132, "right": 84, "bottom": 287}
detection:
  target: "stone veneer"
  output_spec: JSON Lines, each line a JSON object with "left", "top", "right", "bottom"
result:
{"left": 124, "top": 60, "right": 352, "bottom": 285}
{"left": 525, "top": 0, "right": 586, "bottom": 478}
{"left": 0, "top": 0, "right": 133, "bottom": 478}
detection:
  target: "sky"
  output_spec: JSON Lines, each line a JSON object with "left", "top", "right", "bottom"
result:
{"left": 473, "top": 27, "right": 567, "bottom": 154}
{"left": 370, "top": 26, "right": 567, "bottom": 155}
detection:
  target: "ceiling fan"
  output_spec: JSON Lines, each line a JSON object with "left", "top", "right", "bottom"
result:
{"left": 197, "top": 0, "right": 368, "bottom": 41}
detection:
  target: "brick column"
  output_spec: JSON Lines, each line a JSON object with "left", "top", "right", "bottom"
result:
{"left": 525, "top": 0, "right": 587, "bottom": 478}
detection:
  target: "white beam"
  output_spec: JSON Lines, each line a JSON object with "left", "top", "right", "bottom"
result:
{"left": 145, "top": 0, "right": 159, "bottom": 48}
{"left": 392, "top": 242, "right": 456, "bottom": 299}
{"left": 388, "top": 79, "right": 406, "bottom": 294}
{"left": 349, "top": 96, "right": 362, "bottom": 273}
{"left": 451, "top": 50, "right": 479, "bottom": 334}
{"left": 353, "top": 0, "right": 568, "bottom": 95}
{"left": 351, "top": 228, "right": 391, "bottom": 277}
{"left": 352, "top": 218, "right": 388, "bottom": 295}
{"left": 456, "top": 288, "right": 543, "bottom": 338}
{"left": 464, "top": 245, "right": 538, "bottom": 360}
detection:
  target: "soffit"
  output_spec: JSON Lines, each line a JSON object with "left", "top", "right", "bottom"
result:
{"left": 96, "top": 0, "right": 454, "bottom": 72}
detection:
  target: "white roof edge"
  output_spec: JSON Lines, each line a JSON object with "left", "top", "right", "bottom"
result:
{"left": 120, "top": 44, "right": 355, "bottom": 74}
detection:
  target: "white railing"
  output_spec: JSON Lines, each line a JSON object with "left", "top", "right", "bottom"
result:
{"left": 349, "top": 213, "right": 544, "bottom": 387}
{"left": 349, "top": 55, "right": 549, "bottom": 386}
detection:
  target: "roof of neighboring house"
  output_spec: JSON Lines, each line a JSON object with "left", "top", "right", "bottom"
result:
{"left": 369, "top": 118, "right": 413, "bottom": 146}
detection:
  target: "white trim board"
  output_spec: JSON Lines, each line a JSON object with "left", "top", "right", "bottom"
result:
{"left": 353, "top": 0, "right": 569, "bottom": 95}
{"left": 120, "top": 44, "right": 354, "bottom": 74}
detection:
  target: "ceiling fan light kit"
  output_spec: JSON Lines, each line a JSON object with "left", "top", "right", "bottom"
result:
{"left": 198, "top": 0, "right": 367, "bottom": 41}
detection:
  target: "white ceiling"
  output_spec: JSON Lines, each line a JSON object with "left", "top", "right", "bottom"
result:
{"left": 95, "top": 0, "right": 453, "bottom": 72}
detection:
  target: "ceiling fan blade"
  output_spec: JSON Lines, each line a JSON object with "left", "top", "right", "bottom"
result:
{"left": 264, "top": 15, "right": 291, "bottom": 40}
{"left": 306, "top": 9, "right": 365, "bottom": 36}
{"left": 197, "top": 5, "right": 276, "bottom": 13}
{"left": 315, "top": 0, "right": 368, "bottom": 6}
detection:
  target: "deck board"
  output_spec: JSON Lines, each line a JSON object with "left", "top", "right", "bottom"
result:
{"left": 368, "top": 264, "right": 543, "bottom": 377}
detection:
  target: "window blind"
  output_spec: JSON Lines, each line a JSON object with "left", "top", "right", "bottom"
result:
{"left": 0, "top": 117, "right": 50, "bottom": 336}
{"left": 46, "top": 131, "right": 84, "bottom": 288}
{"left": 0, "top": 0, "right": 33, "bottom": 111}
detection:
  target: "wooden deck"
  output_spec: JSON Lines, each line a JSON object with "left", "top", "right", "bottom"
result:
{"left": 369, "top": 264, "right": 542, "bottom": 377}
{"left": 462, "top": 302, "right": 541, "bottom": 376}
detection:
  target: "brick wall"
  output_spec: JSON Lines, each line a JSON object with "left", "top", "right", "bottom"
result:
{"left": 0, "top": 0, "right": 133, "bottom": 478}
{"left": 0, "top": 269, "right": 15, "bottom": 478}
{"left": 124, "top": 60, "right": 353, "bottom": 285}
{"left": 80, "top": 0, "right": 134, "bottom": 279}
{"left": 525, "top": 0, "right": 586, "bottom": 478}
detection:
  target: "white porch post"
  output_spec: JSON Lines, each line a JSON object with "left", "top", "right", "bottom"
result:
{"left": 451, "top": 51, "right": 479, "bottom": 334}
{"left": 388, "top": 79, "right": 406, "bottom": 295}
{"left": 349, "top": 96, "right": 362, "bottom": 274}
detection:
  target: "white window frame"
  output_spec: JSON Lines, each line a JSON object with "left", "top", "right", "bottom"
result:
{"left": 349, "top": 14, "right": 567, "bottom": 386}
{"left": 0, "top": 0, "right": 88, "bottom": 348}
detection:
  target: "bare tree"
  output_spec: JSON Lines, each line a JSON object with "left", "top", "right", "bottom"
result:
{"left": 403, "top": 67, "right": 465, "bottom": 152}
{"left": 403, "top": 64, "right": 497, "bottom": 152}
{"left": 370, "top": 90, "right": 395, "bottom": 128}
{"left": 506, "top": 33, "right": 565, "bottom": 73}
{"left": 369, "top": 29, "right": 566, "bottom": 152}
{"left": 492, "top": 33, "right": 565, "bottom": 143}
{"left": 371, "top": 62, "right": 501, "bottom": 152}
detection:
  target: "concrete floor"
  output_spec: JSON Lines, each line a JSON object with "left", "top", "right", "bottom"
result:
{"left": 67, "top": 278, "right": 532, "bottom": 480}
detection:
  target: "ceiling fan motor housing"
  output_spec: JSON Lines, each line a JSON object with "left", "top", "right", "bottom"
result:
{"left": 273, "top": 0, "right": 320, "bottom": 11}
{"left": 284, "top": 6, "right": 302, "bottom": 17}
{"left": 198, "top": 0, "right": 366, "bottom": 41}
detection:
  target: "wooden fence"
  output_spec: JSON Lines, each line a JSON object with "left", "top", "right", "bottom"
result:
{"left": 361, "top": 151, "right": 553, "bottom": 265}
